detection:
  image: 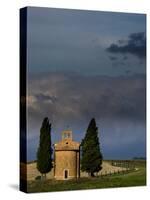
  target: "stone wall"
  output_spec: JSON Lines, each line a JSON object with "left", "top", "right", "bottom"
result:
{"left": 54, "top": 150, "right": 78, "bottom": 180}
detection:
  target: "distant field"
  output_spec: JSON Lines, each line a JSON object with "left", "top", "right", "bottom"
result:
{"left": 26, "top": 160, "right": 146, "bottom": 193}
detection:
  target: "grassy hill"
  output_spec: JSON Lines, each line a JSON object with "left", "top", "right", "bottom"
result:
{"left": 26, "top": 160, "right": 146, "bottom": 193}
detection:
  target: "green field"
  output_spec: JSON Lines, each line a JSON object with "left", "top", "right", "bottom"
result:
{"left": 27, "top": 160, "right": 146, "bottom": 193}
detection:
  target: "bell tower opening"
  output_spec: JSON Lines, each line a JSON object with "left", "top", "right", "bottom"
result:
{"left": 62, "top": 130, "right": 72, "bottom": 140}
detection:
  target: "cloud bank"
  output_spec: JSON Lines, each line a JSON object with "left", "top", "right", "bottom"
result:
{"left": 106, "top": 32, "right": 146, "bottom": 59}
{"left": 27, "top": 72, "right": 146, "bottom": 160}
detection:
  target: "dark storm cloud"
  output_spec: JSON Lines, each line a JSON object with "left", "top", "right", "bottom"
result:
{"left": 111, "top": 61, "right": 126, "bottom": 68}
{"left": 106, "top": 32, "right": 146, "bottom": 59}
{"left": 125, "top": 70, "right": 131, "bottom": 75}
{"left": 27, "top": 72, "right": 146, "bottom": 160}
{"left": 27, "top": 7, "right": 146, "bottom": 76}
{"left": 27, "top": 72, "right": 146, "bottom": 129}
{"left": 109, "top": 56, "right": 118, "bottom": 61}
{"left": 26, "top": 8, "right": 146, "bottom": 160}
{"left": 100, "top": 119, "right": 146, "bottom": 159}
{"left": 35, "top": 93, "right": 57, "bottom": 103}
{"left": 123, "top": 56, "right": 128, "bottom": 60}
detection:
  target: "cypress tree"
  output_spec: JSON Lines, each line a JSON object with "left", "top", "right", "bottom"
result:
{"left": 37, "top": 117, "right": 53, "bottom": 179}
{"left": 81, "top": 118, "right": 103, "bottom": 177}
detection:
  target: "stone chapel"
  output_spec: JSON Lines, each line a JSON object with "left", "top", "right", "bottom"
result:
{"left": 54, "top": 130, "right": 80, "bottom": 180}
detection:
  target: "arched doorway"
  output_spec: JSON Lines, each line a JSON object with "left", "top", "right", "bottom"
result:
{"left": 64, "top": 169, "right": 69, "bottom": 179}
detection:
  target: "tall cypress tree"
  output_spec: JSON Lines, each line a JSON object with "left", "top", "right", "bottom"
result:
{"left": 37, "top": 117, "right": 53, "bottom": 179}
{"left": 81, "top": 118, "right": 103, "bottom": 177}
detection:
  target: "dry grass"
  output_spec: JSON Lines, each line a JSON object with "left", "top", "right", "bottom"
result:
{"left": 21, "top": 161, "right": 127, "bottom": 181}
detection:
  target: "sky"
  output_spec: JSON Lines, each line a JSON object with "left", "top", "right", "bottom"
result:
{"left": 26, "top": 7, "right": 146, "bottom": 161}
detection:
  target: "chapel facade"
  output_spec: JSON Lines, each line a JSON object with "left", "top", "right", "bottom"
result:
{"left": 54, "top": 130, "right": 80, "bottom": 180}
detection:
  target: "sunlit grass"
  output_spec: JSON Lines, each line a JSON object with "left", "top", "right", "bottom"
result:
{"left": 27, "top": 161, "right": 146, "bottom": 193}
